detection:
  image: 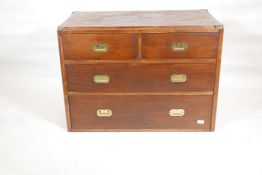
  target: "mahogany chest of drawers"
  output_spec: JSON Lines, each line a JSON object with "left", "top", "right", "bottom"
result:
{"left": 57, "top": 10, "right": 223, "bottom": 131}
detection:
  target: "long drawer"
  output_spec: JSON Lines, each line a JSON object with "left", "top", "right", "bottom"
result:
{"left": 69, "top": 95, "right": 213, "bottom": 130}
{"left": 65, "top": 63, "right": 216, "bottom": 92}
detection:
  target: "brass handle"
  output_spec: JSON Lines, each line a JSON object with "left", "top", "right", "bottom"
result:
{"left": 92, "top": 43, "right": 108, "bottom": 52}
{"left": 94, "top": 75, "right": 110, "bottom": 84}
{"left": 169, "top": 109, "right": 185, "bottom": 117}
{"left": 170, "top": 42, "right": 188, "bottom": 52}
{"left": 171, "top": 74, "right": 187, "bottom": 83}
{"left": 97, "top": 109, "right": 112, "bottom": 117}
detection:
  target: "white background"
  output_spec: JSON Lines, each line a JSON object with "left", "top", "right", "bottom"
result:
{"left": 0, "top": 0, "right": 262, "bottom": 174}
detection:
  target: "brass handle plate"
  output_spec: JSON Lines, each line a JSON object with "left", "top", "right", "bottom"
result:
{"left": 169, "top": 109, "right": 185, "bottom": 117}
{"left": 94, "top": 75, "right": 110, "bottom": 84}
{"left": 92, "top": 43, "right": 108, "bottom": 52}
{"left": 170, "top": 42, "right": 188, "bottom": 52}
{"left": 97, "top": 109, "right": 112, "bottom": 117}
{"left": 171, "top": 74, "right": 187, "bottom": 83}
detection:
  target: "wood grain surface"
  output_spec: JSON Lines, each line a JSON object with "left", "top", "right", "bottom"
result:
{"left": 65, "top": 63, "right": 216, "bottom": 92}
{"left": 57, "top": 10, "right": 223, "bottom": 131}
{"left": 58, "top": 10, "right": 222, "bottom": 30}
{"left": 211, "top": 29, "right": 224, "bottom": 131}
{"left": 142, "top": 32, "right": 218, "bottom": 59}
{"left": 69, "top": 95, "right": 213, "bottom": 130}
{"left": 62, "top": 33, "right": 138, "bottom": 60}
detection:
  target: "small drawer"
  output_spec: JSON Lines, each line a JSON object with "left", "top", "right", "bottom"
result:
{"left": 142, "top": 33, "right": 218, "bottom": 59}
{"left": 65, "top": 63, "right": 216, "bottom": 92}
{"left": 69, "top": 95, "right": 213, "bottom": 130}
{"left": 62, "top": 33, "right": 138, "bottom": 60}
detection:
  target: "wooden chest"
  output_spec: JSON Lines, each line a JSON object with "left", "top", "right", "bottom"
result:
{"left": 57, "top": 10, "right": 223, "bottom": 131}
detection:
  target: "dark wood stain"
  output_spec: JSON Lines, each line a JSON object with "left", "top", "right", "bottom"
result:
{"left": 69, "top": 95, "right": 213, "bottom": 130}
{"left": 58, "top": 10, "right": 222, "bottom": 31}
{"left": 65, "top": 63, "right": 216, "bottom": 92}
{"left": 142, "top": 33, "right": 218, "bottom": 59}
{"left": 62, "top": 33, "right": 138, "bottom": 60}
{"left": 57, "top": 10, "right": 223, "bottom": 131}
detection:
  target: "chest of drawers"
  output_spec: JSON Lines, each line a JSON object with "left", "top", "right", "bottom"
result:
{"left": 57, "top": 10, "right": 223, "bottom": 131}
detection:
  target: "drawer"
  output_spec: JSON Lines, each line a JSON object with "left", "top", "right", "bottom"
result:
{"left": 62, "top": 34, "right": 138, "bottom": 60}
{"left": 69, "top": 95, "right": 213, "bottom": 130}
{"left": 65, "top": 63, "right": 216, "bottom": 92}
{"left": 142, "top": 33, "right": 218, "bottom": 59}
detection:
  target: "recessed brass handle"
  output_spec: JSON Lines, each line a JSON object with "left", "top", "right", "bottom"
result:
{"left": 169, "top": 109, "right": 185, "bottom": 117}
{"left": 97, "top": 109, "right": 112, "bottom": 117}
{"left": 170, "top": 42, "right": 188, "bottom": 52}
{"left": 171, "top": 74, "right": 187, "bottom": 83}
{"left": 92, "top": 43, "right": 108, "bottom": 52}
{"left": 94, "top": 75, "right": 110, "bottom": 84}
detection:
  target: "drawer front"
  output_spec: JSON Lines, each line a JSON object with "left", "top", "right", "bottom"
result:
{"left": 65, "top": 63, "right": 215, "bottom": 92}
{"left": 142, "top": 33, "right": 218, "bottom": 59}
{"left": 69, "top": 95, "right": 213, "bottom": 130}
{"left": 62, "top": 34, "right": 138, "bottom": 60}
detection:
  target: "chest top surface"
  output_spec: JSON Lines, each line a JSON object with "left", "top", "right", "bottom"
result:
{"left": 58, "top": 10, "right": 223, "bottom": 31}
